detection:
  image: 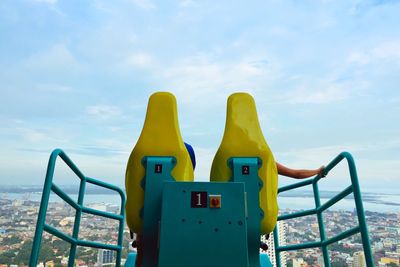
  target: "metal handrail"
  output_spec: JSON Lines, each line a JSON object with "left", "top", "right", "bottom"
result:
{"left": 273, "top": 152, "right": 373, "bottom": 267}
{"left": 29, "top": 149, "right": 126, "bottom": 267}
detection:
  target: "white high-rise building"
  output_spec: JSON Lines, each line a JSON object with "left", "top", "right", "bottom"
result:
{"left": 97, "top": 249, "right": 115, "bottom": 267}
{"left": 353, "top": 251, "right": 366, "bottom": 267}
{"left": 261, "top": 221, "right": 287, "bottom": 267}
{"left": 293, "top": 258, "right": 307, "bottom": 267}
{"left": 317, "top": 255, "right": 324, "bottom": 266}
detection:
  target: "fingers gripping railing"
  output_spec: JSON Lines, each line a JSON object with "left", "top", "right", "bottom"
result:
{"left": 29, "top": 149, "right": 126, "bottom": 267}
{"left": 273, "top": 152, "right": 374, "bottom": 267}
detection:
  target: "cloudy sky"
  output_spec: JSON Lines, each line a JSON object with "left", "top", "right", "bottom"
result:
{"left": 1, "top": 0, "right": 399, "bottom": 194}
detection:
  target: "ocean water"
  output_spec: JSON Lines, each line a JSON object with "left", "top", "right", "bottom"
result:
{"left": 278, "top": 196, "right": 400, "bottom": 213}
{"left": 2, "top": 192, "right": 399, "bottom": 213}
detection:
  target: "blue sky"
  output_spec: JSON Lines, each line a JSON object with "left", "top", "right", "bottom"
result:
{"left": 0, "top": 0, "right": 399, "bottom": 193}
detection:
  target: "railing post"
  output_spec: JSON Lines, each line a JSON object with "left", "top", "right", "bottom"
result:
{"left": 344, "top": 153, "right": 374, "bottom": 267}
{"left": 116, "top": 189, "right": 126, "bottom": 267}
{"left": 29, "top": 151, "right": 59, "bottom": 267}
{"left": 312, "top": 181, "right": 330, "bottom": 267}
{"left": 68, "top": 179, "right": 86, "bottom": 267}
{"left": 273, "top": 226, "right": 281, "bottom": 267}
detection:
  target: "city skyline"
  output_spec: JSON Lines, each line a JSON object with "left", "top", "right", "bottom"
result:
{"left": 1, "top": 197, "right": 398, "bottom": 266}
{"left": 1, "top": 0, "right": 400, "bottom": 194}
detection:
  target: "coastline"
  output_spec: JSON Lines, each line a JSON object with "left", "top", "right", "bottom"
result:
{"left": 2, "top": 190, "right": 399, "bottom": 213}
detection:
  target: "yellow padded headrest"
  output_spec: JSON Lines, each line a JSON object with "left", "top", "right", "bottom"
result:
{"left": 125, "top": 92, "right": 194, "bottom": 233}
{"left": 210, "top": 92, "right": 278, "bottom": 234}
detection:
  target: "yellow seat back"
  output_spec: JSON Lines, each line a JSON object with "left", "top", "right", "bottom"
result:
{"left": 125, "top": 92, "right": 194, "bottom": 233}
{"left": 210, "top": 92, "right": 278, "bottom": 234}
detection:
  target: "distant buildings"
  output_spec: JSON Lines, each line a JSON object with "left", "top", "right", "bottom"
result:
{"left": 97, "top": 249, "right": 115, "bottom": 267}
{"left": 353, "top": 251, "right": 366, "bottom": 267}
{"left": 292, "top": 258, "right": 307, "bottom": 267}
{"left": 0, "top": 195, "right": 398, "bottom": 266}
{"left": 261, "top": 221, "right": 287, "bottom": 267}
{"left": 378, "top": 257, "right": 400, "bottom": 266}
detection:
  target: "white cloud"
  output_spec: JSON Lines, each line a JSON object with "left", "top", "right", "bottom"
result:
{"left": 94, "top": 138, "right": 133, "bottom": 154}
{"left": 24, "top": 43, "right": 84, "bottom": 72}
{"left": 73, "top": 23, "right": 138, "bottom": 68}
{"left": 372, "top": 41, "right": 400, "bottom": 59}
{"left": 275, "top": 145, "right": 354, "bottom": 170}
{"left": 129, "top": 0, "right": 156, "bottom": 10}
{"left": 319, "top": 17, "right": 336, "bottom": 29}
{"left": 277, "top": 138, "right": 400, "bottom": 162}
{"left": 356, "top": 159, "right": 400, "bottom": 187}
{"left": 193, "top": 147, "right": 215, "bottom": 182}
{"left": 17, "top": 128, "right": 48, "bottom": 142}
{"left": 347, "top": 52, "right": 370, "bottom": 65}
{"left": 285, "top": 85, "right": 347, "bottom": 104}
{"left": 125, "top": 52, "right": 156, "bottom": 69}
{"left": 159, "top": 54, "right": 279, "bottom": 107}
{"left": 269, "top": 26, "right": 290, "bottom": 37}
{"left": 86, "top": 105, "right": 121, "bottom": 119}
{"left": 347, "top": 41, "right": 400, "bottom": 65}
{"left": 30, "top": 0, "right": 58, "bottom": 4}
{"left": 179, "top": 0, "right": 196, "bottom": 7}
{"left": 35, "top": 83, "right": 74, "bottom": 93}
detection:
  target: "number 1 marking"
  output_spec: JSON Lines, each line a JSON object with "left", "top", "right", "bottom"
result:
{"left": 196, "top": 193, "right": 202, "bottom": 206}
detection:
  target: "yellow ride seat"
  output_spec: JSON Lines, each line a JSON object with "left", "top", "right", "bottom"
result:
{"left": 125, "top": 92, "right": 194, "bottom": 233}
{"left": 210, "top": 92, "right": 278, "bottom": 234}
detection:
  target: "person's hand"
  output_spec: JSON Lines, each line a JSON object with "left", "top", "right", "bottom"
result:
{"left": 318, "top": 166, "right": 326, "bottom": 178}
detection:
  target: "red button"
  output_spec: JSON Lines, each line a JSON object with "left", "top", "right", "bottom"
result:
{"left": 211, "top": 198, "right": 220, "bottom": 207}
{"left": 209, "top": 195, "right": 221, "bottom": 208}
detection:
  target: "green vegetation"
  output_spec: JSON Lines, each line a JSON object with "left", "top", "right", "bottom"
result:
{"left": 331, "top": 258, "right": 348, "bottom": 267}
{"left": 0, "top": 240, "right": 55, "bottom": 265}
{"left": 0, "top": 238, "right": 121, "bottom": 266}
{"left": 0, "top": 250, "right": 16, "bottom": 265}
{"left": 76, "top": 247, "right": 97, "bottom": 264}
{"left": 2, "top": 236, "right": 22, "bottom": 244}
{"left": 329, "top": 242, "right": 356, "bottom": 255}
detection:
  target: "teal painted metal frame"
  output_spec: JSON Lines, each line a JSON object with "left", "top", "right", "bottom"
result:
{"left": 273, "top": 152, "right": 374, "bottom": 267}
{"left": 29, "top": 149, "right": 126, "bottom": 267}
{"left": 229, "top": 157, "right": 264, "bottom": 267}
{"left": 141, "top": 156, "right": 176, "bottom": 267}
{"left": 157, "top": 181, "right": 251, "bottom": 267}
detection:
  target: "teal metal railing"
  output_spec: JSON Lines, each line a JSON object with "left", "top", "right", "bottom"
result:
{"left": 29, "top": 149, "right": 126, "bottom": 267}
{"left": 273, "top": 152, "right": 374, "bottom": 267}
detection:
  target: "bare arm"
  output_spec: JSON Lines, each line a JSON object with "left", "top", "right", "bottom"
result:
{"left": 276, "top": 162, "right": 324, "bottom": 179}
